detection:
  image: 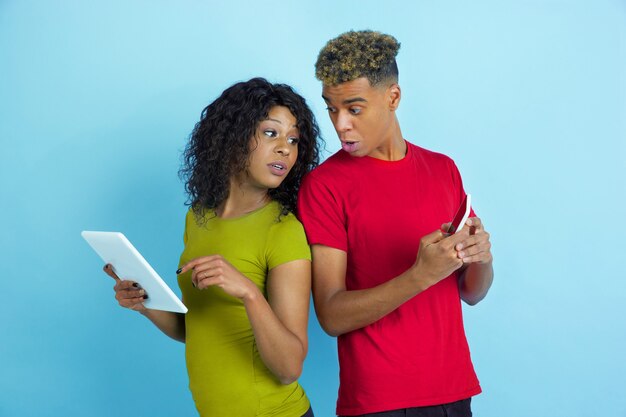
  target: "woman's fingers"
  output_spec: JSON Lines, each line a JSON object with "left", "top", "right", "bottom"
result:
{"left": 113, "top": 280, "right": 148, "bottom": 310}
{"left": 102, "top": 264, "right": 147, "bottom": 311}
{"left": 103, "top": 264, "right": 121, "bottom": 282}
{"left": 177, "top": 255, "right": 221, "bottom": 275}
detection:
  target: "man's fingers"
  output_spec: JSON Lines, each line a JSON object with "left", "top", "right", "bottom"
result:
{"left": 103, "top": 264, "right": 121, "bottom": 282}
{"left": 457, "top": 242, "right": 488, "bottom": 258}
{"left": 456, "top": 233, "right": 492, "bottom": 264}
{"left": 461, "top": 251, "right": 493, "bottom": 264}
{"left": 421, "top": 229, "right": 446, "bottom": 245}
{"left": 466, "top": 217, "right": 483, "bottom": 230}
{"left": 455, "top": 235, "right": 477, "bottom": 251}
{"left": 455, "top": 231, "right": 490, "bottom": 251}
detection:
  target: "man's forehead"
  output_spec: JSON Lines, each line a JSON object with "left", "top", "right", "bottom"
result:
{"left": 322, "top": 77, "right": 376, "bottom": 101}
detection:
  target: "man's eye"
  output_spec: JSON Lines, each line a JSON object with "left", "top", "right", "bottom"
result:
{"left": 349, "top": 107, "right": 361, "bottom": 115}
{"left": 326, "top": 106, "right": 336, "bottom": 113}
{"left": 263, "top": 129, "right": 277, "bottom": 137}
{"left": 287, "top": 137, "right": 300, "bottom": 145}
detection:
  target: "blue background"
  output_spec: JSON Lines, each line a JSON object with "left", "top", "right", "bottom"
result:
{"left": 1, "top": 1, "right": 625, "bottom": 416}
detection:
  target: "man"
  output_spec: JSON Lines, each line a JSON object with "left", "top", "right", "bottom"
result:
{"left": 297, "top": 30, "right": 494, "bottom": 417}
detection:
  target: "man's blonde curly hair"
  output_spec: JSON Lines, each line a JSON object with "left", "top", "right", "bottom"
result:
{"left": 315, "top": 30, "right": 400, "bottom": 86}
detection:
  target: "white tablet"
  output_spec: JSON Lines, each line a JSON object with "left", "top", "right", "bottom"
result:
{"left": 82, "top": 231, "right": 187, "bottom": 313}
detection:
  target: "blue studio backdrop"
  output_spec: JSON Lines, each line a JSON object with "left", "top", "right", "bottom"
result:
{"left": 1, "top": 1, "right": 625, "bottom": 416}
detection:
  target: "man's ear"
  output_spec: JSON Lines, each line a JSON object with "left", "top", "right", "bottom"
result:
{"left": 388, "top": 83, "right": 401, "bottom": 111}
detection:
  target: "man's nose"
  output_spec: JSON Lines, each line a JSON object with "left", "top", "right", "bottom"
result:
{"left": 334, "top": 111, "right": 352, "bottom": 132}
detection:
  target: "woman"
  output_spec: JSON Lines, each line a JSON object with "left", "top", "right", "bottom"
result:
{"left": 103, "top": 77, "right": 321, "bottom": 416}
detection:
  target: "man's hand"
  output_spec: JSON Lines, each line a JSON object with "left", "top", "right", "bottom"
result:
{"left": 452, "top": 217, "right": 492, "bottom": 265}
{"left": 444, "top": 217, "right": 494, "bottom": 305}
{"left": 412, "top": 229, "right": 467, "bottom": 289}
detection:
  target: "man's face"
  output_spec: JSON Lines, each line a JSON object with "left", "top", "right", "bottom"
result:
{"left": 322, "top": 77, "right": 398, "bottom": 159}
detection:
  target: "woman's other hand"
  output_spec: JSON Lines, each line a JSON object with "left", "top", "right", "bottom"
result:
{"left": 103, "top": 264, "right": 148, "bottom": 312}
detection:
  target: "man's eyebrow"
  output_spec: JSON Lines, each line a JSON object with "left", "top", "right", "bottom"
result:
{"left": 344, "top": 97, "right": 367, "bottom": 104}
{"left": 322, "top": 95, "right": 368, "bottom": 105}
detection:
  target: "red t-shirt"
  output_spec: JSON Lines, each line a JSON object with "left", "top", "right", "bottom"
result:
{"left": 297, "top": 142, "right": 481, "bottom": 415}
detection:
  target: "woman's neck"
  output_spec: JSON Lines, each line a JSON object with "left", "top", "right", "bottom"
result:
{"left": 215, "top": 178, "right": 271, "bottom": 219}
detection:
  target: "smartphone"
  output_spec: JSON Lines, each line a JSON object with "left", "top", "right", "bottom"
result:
{"left": 447, "top": 194, "right": 471, "bottom": 234}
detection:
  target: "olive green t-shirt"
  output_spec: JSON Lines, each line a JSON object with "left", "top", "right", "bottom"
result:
{"left": 178, "top": 201, "right": 311, "bottom": 417}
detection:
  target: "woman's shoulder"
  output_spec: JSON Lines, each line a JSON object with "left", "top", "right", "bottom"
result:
{"left": 265, "top": 204, "right": 311, "bottom": 265}
{"left": 263, "top": 205, "right": 305, "bottom": 241}
{"left": 268, "top": 204, "right": 304, "bottom": 230}
{"left": 183, "top": 206, "right": 214, "bottom": 229}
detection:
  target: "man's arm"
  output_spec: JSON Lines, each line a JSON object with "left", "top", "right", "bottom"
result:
{"left": 311, "top": 229, "right": 469, "bottom": 337}
{"left": 454, "top": 217, "right": 494, "bottom": 305}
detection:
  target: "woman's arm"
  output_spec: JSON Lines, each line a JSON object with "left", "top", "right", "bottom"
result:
{"left": 244, "top": 259, "right": 310, "bottom": 384}
{"left": 104, "top": 264, "right": 186, "bottom": 343}
{"left": 139, "top": 309, "right": 186, "bottom": 342}
{"left": 179, "top": 256, "right": 310, "bottom": 384}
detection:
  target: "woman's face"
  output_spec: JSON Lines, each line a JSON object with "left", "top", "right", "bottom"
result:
{"left": 241, "top": 105, "right": 300, "bottom": 191}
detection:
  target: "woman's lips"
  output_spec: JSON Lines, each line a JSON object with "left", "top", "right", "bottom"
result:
{"left": 268, "top": 162, "right": 288, "bottom": 176}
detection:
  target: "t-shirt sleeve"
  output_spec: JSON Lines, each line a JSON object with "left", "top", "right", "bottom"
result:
{"left": 266, "top": 215, "right": 312, "bottom": 270}
{"left": 178, "top": 209, "right": 193, "bottom": 298}
{"left": 449, "top": 159, "right": 477, "bottom": 218}
{"left": 297, "top": 173, "right": 348, "bottom": 252}
{"left": 178, "top": 209, "right": 194, "bottom": 271}
{"left": 183, "top": 209, "right": 191, "bottom": 246}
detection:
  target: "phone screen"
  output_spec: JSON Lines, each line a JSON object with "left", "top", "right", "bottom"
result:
{"left": 447, "top": 194, "right": 470, "bottom": 234}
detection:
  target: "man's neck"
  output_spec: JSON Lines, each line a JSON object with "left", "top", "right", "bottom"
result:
{"left": 369, "top": 120, "right": 405, "bottom": 161}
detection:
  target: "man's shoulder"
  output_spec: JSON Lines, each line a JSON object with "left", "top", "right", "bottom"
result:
{"left": 408, "top": 142, "right": 458, "bottom": 173}
{"left": 305, "top": 150, "right": 355, "bottom": 181}
{"left": 318, "top": 149, "right": 353, "bottom": 168}
{"left": 409, "top": 141, "right": 455, "bottom": 164}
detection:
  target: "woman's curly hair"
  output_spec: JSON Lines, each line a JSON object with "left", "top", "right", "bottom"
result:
{"left": 180, "top": 77, "right": 322, "bottom": 219}
{"left": 315, "top": 30, "right": 400, "bottom": 86}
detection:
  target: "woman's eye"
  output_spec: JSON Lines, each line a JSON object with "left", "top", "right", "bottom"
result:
{"left": 263, "top": 129, "right": 277, "bottom": 138}
{"left": 287, "top": 137, "right": 300, "bottom": 145}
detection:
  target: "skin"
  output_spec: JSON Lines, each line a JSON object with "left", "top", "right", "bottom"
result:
{"left": 314, "top": 77, "right": 494, "bottom": 337}
{"left": 105, "top": 105, "right": 311, "bottom": 384}
{"left": 323, "top": 77, "right": 404, "bottom": 160}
